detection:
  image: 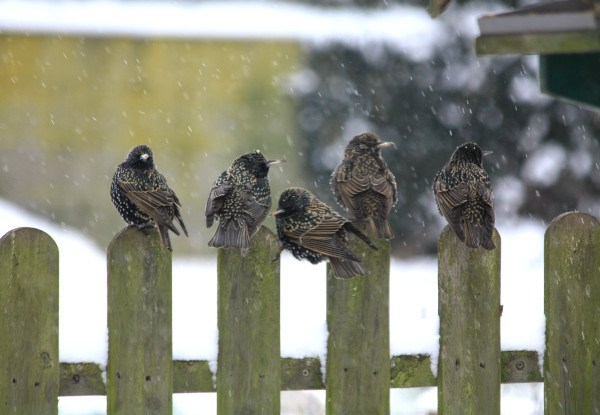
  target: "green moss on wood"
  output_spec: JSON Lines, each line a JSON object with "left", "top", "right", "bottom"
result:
{"left": 0, "top": 228, "right": 59, "bottom": 415}
{"left": 107, "top": 226, "right": 173, "bottom": 415}
{"left": 281, "top": 357, "right": 325, "bottom": 390}
{"left": 326, "top": 232, "right": 391, "bottom": 415}
{"left": 217, "top": 226, "right": 280, "bottom": 414}
{"left": 173, "top": 361, "right": 215, "bottom": 393}
{"left": 500, "top": 351, "right": 543, "bottom": 383}
{"left": 391, "top": 354, "right": 436, "bottom": 388}
{"left": 59, "top": 363, "right": 106, "bottom": 396}
{"left": 544, "top": 212, "right": 600, "bottom": 414}
{"left": 437, "top": 226, "right": 501, "bottom": 415}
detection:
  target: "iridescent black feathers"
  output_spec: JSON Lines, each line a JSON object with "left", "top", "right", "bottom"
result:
{"left": 433, "top": 142, "right": 495, "bottom": 250}
{"left": 205, "top": 151, "right": 284, "bottom": 255}
{"left": 273, "top": 187, "right": 377, "bottom": 279}
{"left": 111, "top": 145, "right": 188, "bottom": 251}
{"left": 331, "top": 132, "right": 398, "bottom": 239}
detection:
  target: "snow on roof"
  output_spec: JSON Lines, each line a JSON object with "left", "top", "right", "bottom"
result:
{"left": 0, "top": 0, "right": 448, "bottom": 61}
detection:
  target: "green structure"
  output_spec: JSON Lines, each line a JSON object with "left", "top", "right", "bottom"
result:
{"left": 432, "top": 0, "right": 600, "bottom": 111}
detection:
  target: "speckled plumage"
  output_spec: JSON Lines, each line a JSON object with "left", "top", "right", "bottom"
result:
{"left": 331, "top": 132, "right": 398, "bottom": 239}
{"left": 273, "top": 187, "right": 377, "bottom": 279}
{"left": 110, "top": 145, "right": 188, "bottom": 251}
{"left": 433, "top": 142, "right": 495, "bottom": 250}
{"left": 205, "top": 151, "right": 283, "bottom": 255}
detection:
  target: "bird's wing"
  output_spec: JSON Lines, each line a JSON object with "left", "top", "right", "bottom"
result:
{"left": 478, "top": 180, "right": 495, "bottom": 233}
{"left": 244, "top": 181, "right": 271, "bottom": 237}
{"left": 118, "top": 180, "right": 181, "bottom": 234}
{"left": 205, "top": 171, "right": 234, "bottom": 219}
{"left": 433, "top": 177, "right": 470, "bottom": 241}
{"left": 333, "top": 161, "right": 398, "bottom": 215}
{"left": 284, "top": 203, "right": 358, "bottom": 261}
{"left": 331, "top": 162, "right": 352, "bottom": 208}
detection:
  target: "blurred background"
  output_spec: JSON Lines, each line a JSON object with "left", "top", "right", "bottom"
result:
{"left": 1, "top": 0, "right": 599, "bottom": 257}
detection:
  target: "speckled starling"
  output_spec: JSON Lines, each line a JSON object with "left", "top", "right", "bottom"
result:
{"left": 433, "top": 142, "right": 495, "bottom": 250}
{"left": 111, "top": 145, "right": 188, "bottom": 251}
{"left": 273, "top": 187, "right": 377, "bottom": 279}
{"left": 205, "top": 150, "right": 284, "bottom": 255}
{"left": 331, "top": 132, "right": 398, "bottom": 239}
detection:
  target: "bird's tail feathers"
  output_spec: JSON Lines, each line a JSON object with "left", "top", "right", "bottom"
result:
{"left": 372, "top": 217, "right": 394, "bottom": 240}
{"left": 463, "top": 222, "right": 495, "bottom": 250}
{"left": 208, "top": 220, "right": 250, "bottom": 254}
{"left": 329, "top": 257, "right": 369, "bottom": 279}
{"left": 344, "top": 222, "right": 378, "bottom": 250}
{"left": 157, "top": 225, "right": 173, "bottom": 251}
{"left": 174, "top": 207, "right": 189, "bottom": 237}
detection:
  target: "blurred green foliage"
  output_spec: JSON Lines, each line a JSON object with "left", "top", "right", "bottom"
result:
{"left": 0, "top": 35, "right": 306, "bottom": 253}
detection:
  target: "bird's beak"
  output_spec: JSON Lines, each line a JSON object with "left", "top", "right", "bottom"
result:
{"left": 482, "top": 150, "right": 493, "bottom": 157}
{"left": 377, "top": 141, "right": 397, "bottom": 150}
{"left": 267, "top": 159, "right": 286, "bottom": 166}
{"left": 271, "top": 209, "right": 285, "bottom": 217}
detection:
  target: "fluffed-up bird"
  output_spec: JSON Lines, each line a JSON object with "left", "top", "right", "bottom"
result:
{"left": 273, "top": 187, "right": 377, "bottom": 279}
{"left": 433, "top": 142, "right": 495, "bottom": 250}
{"left": 331, "top": 132, "right": 398, "bottom": 239}
{"left": 206, "top": 150, "right": 284, "bottom": 255}
{"left": 111, "top": 144, "right": 188, "bottom": 251}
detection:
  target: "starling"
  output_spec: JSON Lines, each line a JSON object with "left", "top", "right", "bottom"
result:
{"left": 433, "top": 142, "right": 495, "bottom": 250}
{"left": 111, "top": 145, "right": 188, "bottom": 251}
{"left": 331, "top": 132, "right": 398, "bottom": 239}
{"left": 273, "top": 187, "right": 378, "bottom": 279}
{"left": 205, "top": 150, "right": 284, "bottom": 255}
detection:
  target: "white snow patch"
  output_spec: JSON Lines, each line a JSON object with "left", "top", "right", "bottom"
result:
{"left": 0, "top": 0, "right": 447, "bottom": 61}
{"left": 522, "top": 143, "right": 566, "bottom": 187}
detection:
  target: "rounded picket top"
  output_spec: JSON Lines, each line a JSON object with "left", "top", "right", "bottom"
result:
{"left": 0, "top": 227, "right": 59, "bottom": 414}
{"left": 0, "top": 226, "right": 58, "bottom": 251}
{"left": 545, "top": 211, "right": 600, "bottom": 239}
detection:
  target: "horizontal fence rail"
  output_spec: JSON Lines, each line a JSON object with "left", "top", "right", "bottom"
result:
{"left": 1, "top": 211, "right": 599, "bottom": 414}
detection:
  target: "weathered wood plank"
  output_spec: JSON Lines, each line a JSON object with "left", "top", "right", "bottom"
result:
{"left": 437, "top": 226, "right": 501, "bottom": 415}
{"left": 59, "top": 363, "right": 106, "bottom": 396}
{"left": 501, "top": 350, "right": 543, "bottom": 383}
{"left": 173, "top": 361, "right": 215, "bottom": 393}
{"left": 544, "top": 212, "right": 600, "bottom": 414}
{"left": 107, "top": 226, "right": 173, "bottom": 415}
{"left": 281, "top": 357, "right": 325, "bottom": 390}
{"left": 391, "top": 354, "right": 436, "bottom": 388}
{"left": 476, "top": 32, "right": 600, "bottom": 56}
{"left": 217, "top": 226, "right": 280, "bottom": 414}
{"left": 326, "top": 234, "right": 390, "bottom": 415}
{"left": 57, "top": 350, "right": 543, "bottom": 395}
{"left": 0, "top": 228, "right": 59, "bottom": 415}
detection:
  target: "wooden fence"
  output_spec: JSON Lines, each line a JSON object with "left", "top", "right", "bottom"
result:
{"left": 1, "top": 211, "right": 599, "bottom": 414}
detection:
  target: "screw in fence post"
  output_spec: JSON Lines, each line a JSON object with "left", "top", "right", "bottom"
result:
{"left": 326, "top": 232, "right": 391, "bottom": 415}
{"left": 544, "top": 212, "right": 600, "bottom": 414}
{"left": 107, "top": 226, "right": 172, "bottom": 415}
{"left": 0, "top": 228, "right": 59, "bottom": 415}
{"left": 437, "top": 226, "right": 501, "bottom": 415}
{"left": 216, "top": 226, "right": 280, "bottom": 415}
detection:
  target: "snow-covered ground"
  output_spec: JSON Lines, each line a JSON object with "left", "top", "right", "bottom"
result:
{"left": 0, "top": 198, "right": 545, "bottom": 414}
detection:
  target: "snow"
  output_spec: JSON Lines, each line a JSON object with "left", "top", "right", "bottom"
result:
{"left": 0, "top": 198, "right": 546, "bottom": 414}
{"left": 522, "top": 143, "right": 567, "bottom": 187}
{"left": 0, "top": 0, "right": 447, "bottom": 61}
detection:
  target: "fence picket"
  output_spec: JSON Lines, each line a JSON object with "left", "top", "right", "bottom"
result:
{"left": 107, "top": 226, "right": 173, "bottom": 415}
{"left": 216, "top": 226, "right": 280, "bottom": 414}
{"left": 326, "top": 234, "right": 391, "bottom": 415}
{"left": 544, "top": 212, "right": 600, "bottom": 414}
{"left": 437, "top": 226, "right": 501, "bottom": 415}
{"left": 0, "top": 228, "right": 59, "bottom": 415}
